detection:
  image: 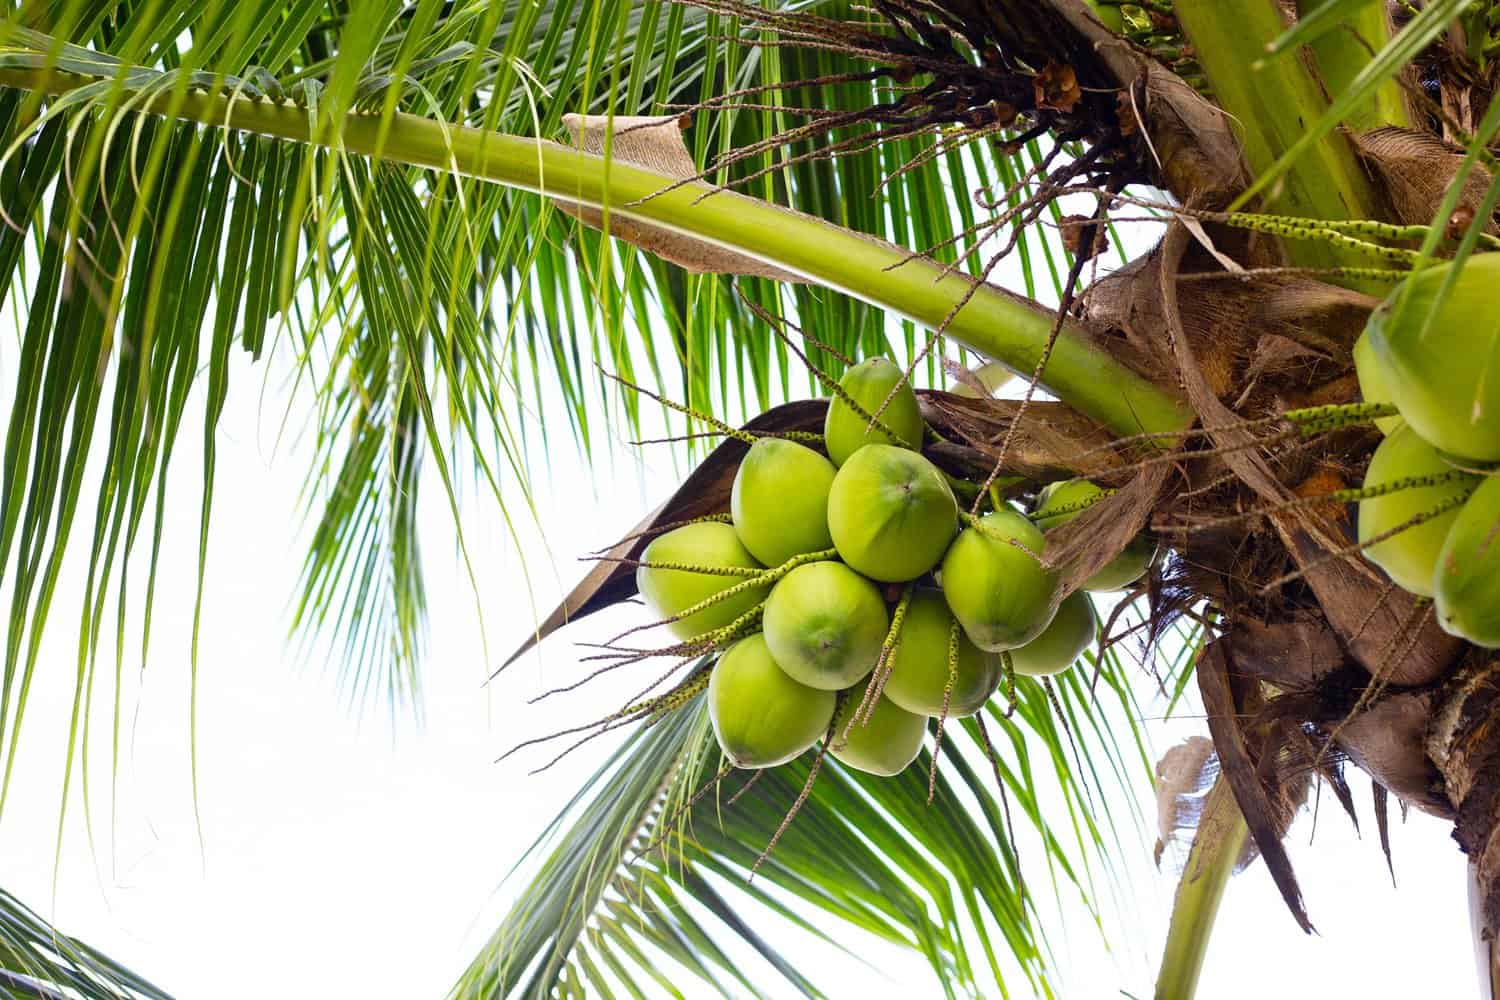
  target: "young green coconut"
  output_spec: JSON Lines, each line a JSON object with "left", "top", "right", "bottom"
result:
{"left": 637, "top": 522, "right": 770, "bottom": 640}
{"left": 1357, "top": 423, "right": 1480, "bottom": 598}
{"left": 1434, "top": 474, "right": 1500, "bottom": 648}
{"left": 826, "top": 444, "right": 958, "bottom": 582}
{"left": 1032, "top": 479, "right": 1156, "bottom": 591}
{"left": 1352, "top": 332, "right": 1403, "bottom": 435}
{"left": 940, "top": 507, "right": 1059, "bottom": 651}
{"left": 709, "top": 633, "right": 836, "bottom": 768}
{"left": 762, "top": 561, "right": 888, "bottom": 690}
{"left": 1362, "top": 253, "right": 1500, "bottom": 462}
{"left": 823, "top": 357, "right": 925, "bottom": 466}
{"left": 731, "top": 438, "right": 837, "bottom": 567}
{"left": 881, "top": 591, "right": 1001, "bottom": 717}
{"left": 1008, "top": 590, "right": 1097, "bottom": 677}
{"left": 828, "top": 677, "right": 927, "bottom": 776}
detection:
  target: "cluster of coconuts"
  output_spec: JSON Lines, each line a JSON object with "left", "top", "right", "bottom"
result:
{"left": 636, "top": 358, "right": 1156, "bottom": 776}
{"left": 1354, "top": 254, "right": 1500, "bottom": 647}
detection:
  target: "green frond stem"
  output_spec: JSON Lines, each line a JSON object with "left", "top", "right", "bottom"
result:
{"left": 1173, "top": 0, "right": 1386, "bottom": 276}
{"left": 1294, "top": 0, "right": 1409, "bottom": 132}
{"left": 1154, "top": 774, "right": 1248, "bottom": 1000}
{"left": 0, "top": 63, "right": 1194, "bottom": 442}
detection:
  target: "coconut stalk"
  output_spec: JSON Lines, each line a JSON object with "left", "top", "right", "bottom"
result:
{"left": 1155, "top": 775, "right": 1250, "bottom": 1000}
{"left": 0, "top": 61, "right": 1191, "bottom": 441}
{"left": 1173, "top": 0, "right": 1386, "bottom": 267}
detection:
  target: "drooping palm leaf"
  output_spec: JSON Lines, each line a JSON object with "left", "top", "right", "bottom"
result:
{"left": 470, "top": 616, "right": 1166, "bottom": 999}
{"left": 0, "top": 0, "right": 1139, "bottom": 736}
{"left": 0, "top": 885, "right": 172, "bottom": 999}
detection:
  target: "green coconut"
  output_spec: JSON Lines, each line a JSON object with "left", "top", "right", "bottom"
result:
{"left": 636, "top": 522, "right": 769, "bottom": 640}
{"left": 709, "top": 633, "right": 836, "bottom": 768}
{"left": 1033, "top": 479, "right": 1156, "bottom": 592}
{"left": 881, "top": 591, "right": 1000, "bottom": 717}
{"left": 823, "top": 357, "right": 925, "bottom": 466}
{"left": 763, "top": 561, "right": 889, "bottom": 690}
{"left": 1352, "top": 331, "right": 1403, "bottom": 435}
{"left": 1363, "top": 253, "right": 1500, "bottom": 462}
{"left": 828, "top": 677, "right": 927, "bottom": 776}
{"left": 1008, "top": 590, "right": 1097, "bottom": 677}
{"left": 1357, "top": 423, "right": 1480, "bottom": 597}
{"left": 940, "top": 507, "right": 1059, "bottom": 651}
{"left": 1435, "top": 474, "right": 1500, "bottom": 648}
{"left": 826, "top": 445, "right": 958, "bottom": 582}
{"left": 731, "top": 438, "right": 837, "bottom": 567}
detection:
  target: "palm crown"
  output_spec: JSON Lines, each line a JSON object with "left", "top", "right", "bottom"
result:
{"left": 2, "top": 1, "right": 1500, "bottom": 998}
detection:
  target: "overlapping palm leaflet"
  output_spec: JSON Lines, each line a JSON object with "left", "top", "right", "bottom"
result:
{"left": 0, "top": 1, "right": 1498, "bottom": 998}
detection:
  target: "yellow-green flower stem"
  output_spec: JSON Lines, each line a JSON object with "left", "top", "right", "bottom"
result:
{"left": 1026, "top": 488, "right": 1118, "bottom": 521}
{"left": 1171, "top": 469, "right": 1483, "bottom": 531}
{"left": 0, "top": 63, "right": 1193, "bottom": 442}
{"left": 854, "top": 584, "right": 914, "bottom": 729}
{"left": 1222, "top": 211, "right": 1500, "bottom": 251}
{"left": 628, "top": 560, "right": 767, "bottom": 578}
{"left": 998, "top": 652, "right": 1017, "bottom": 718}
{"left": 648, "top": 548, "right": 837, "bottom": 636}
{"left": 958, "top": 511, "right": 1046, "bottom": 564}
{"left": 627, "top": 602, "right": 767, "bottom": 665}
{"left": 633, "top": 668, "right": 713, "bottom": 723}
{"left": 1284, "top": 401, "right": 1400, "bottom": 435}
{"left": 926, "top": 620, "right": 964, "bottom": 803}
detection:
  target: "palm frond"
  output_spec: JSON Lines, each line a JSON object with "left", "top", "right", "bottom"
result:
{"left": 472, "top": 598, "right": 1164, "bottom": 998}
{"left": 0, "top": 0, "right": 1106, "bottom": 731}
{"left": 0, "top": 885, "right": 172, "bottom": 999}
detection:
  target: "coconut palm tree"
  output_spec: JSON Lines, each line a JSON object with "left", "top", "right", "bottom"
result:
{"left": 0, "top": 1, "right": 1497, "bottom": 998}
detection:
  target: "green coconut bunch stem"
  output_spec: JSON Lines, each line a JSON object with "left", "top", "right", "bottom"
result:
{"left": 943, "top": 471, "right": 984, "bottom": 504}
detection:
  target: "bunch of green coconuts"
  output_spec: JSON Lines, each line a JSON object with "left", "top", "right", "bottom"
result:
{"left": 1354, "top": 255, "right": 1500, "bottom": 648}
{"left": 635, "top": 358, "right": 1155, "bottom": 777}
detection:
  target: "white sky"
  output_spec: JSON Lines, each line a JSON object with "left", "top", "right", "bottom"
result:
{"left": 0, "top": 224, "right": 1482, "bottom": 998}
